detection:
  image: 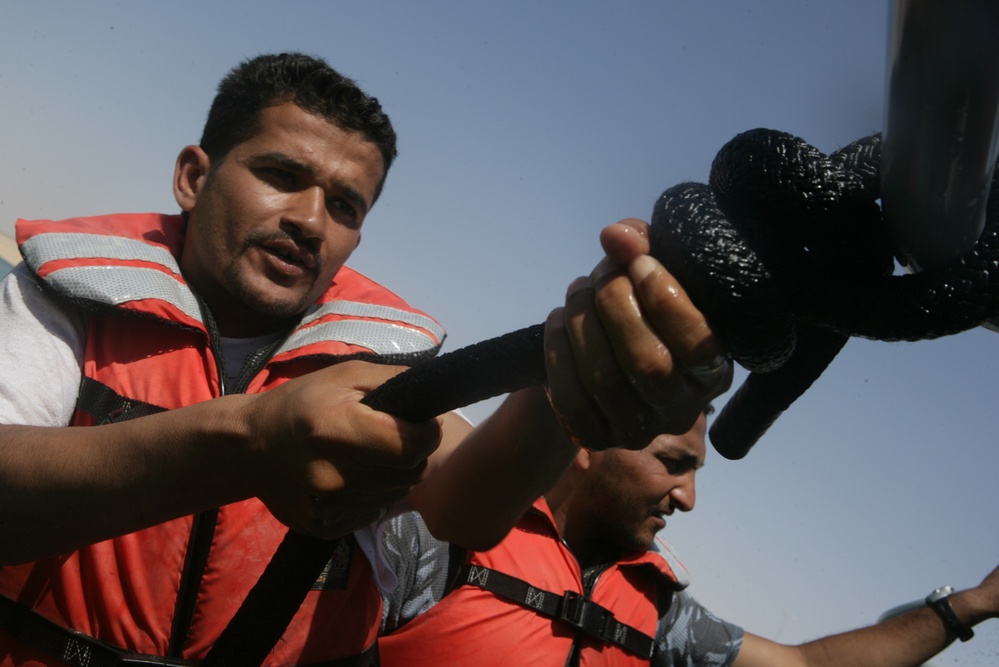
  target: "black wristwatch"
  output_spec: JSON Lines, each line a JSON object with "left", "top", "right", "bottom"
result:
{"left": 925, "top": 585, "right": 974, "bottom": 642}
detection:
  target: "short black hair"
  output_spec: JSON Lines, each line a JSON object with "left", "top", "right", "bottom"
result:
{"left": 200, "top": 52, "right": 397, "bottom": 199}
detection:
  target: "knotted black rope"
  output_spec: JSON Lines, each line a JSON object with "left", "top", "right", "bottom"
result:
{"left": 653, "top": 129, "right": 999, "bottom": 458}
{"left": 204, "top": 128, "right": 999, "bottom": 665}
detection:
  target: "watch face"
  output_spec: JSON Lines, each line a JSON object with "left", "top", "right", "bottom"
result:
{"left": 929, "top": 585, "right": 955, "bottom": 602}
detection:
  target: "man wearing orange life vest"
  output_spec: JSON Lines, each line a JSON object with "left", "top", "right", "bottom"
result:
{"left": 378, "top": 412, "right": 999, "bottom": 667}
{"left": 0, "top": 53, "right": 730, "bottom": 665}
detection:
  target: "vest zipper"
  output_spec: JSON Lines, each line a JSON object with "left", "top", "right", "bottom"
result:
{"left": 166, "top": 305, "right": 284, "bottom": 658}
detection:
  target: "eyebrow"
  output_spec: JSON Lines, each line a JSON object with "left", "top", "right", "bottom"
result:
{"left": 255, "top": 151, "right": 371, "bottom": 216}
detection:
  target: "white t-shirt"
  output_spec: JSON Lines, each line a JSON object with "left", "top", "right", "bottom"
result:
{"left": 0, "top": 263, "right": 86, "bottom": 427}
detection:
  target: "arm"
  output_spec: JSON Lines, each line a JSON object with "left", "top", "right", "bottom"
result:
{"left": 0, "top": 267, "right": 442, "bottom": 563}
{"left": 0, "top": 217, "right": 727, "bottom": 561}
{"left": 409, "top": 386, "right": 576, "bottom": 550}
{"left": 0, "top": 361, "right": 443, "bottom": 564}
{"left": 733, "top": 564, "right": 999, "bottom": 667}
{"left": 410, "top": 219, "right": 732, "bottom": 549}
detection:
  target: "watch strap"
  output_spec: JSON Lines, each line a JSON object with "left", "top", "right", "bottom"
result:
{"left": 926, "top": 590, "right": 974, "bottom": 642}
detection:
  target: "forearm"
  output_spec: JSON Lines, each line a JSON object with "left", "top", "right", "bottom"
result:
{"left": 794, "top": 609, "right": 952, "bottom": 667}
{"left": 0, "top": 395, "right": 256, "bottom": 563}
{"left": 752, "top": 588, "right": 992, "bottom": 667}
{"left": 410, "top": 386, "right": 578, "bottom": 550}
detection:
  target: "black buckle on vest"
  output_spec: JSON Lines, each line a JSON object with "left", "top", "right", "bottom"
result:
{"left": 558, "top": 591, "right": 613, "bottom": 640}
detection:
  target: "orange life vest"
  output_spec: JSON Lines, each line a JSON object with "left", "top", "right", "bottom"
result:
{"left": 378, "top": 499, "right": 684, "bottom": 667}
{"left": 1, "top": 213, "right": 445, "bottom": 666}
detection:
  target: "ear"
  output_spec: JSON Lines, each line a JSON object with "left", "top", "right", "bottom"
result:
{"left": 173, "top": 145, "right": 211, "bottom": 212}
{"left": 354, "top": 233, "right": 362, "bottom": 250}
{"left": 573, "top": 447, "right": 592, "bottom": 471}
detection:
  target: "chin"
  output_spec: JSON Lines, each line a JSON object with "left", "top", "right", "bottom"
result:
{"left": 227, "top": 269, "right": 316, "bottom": 319}
{"left": 239, "top": 286, "right": 314, "bottom": 320}
{"left": 636, "top": 537, "right": 656, "bottom": 553}
{"left": 620, "top": 532, "right": 654, "bottom": 555}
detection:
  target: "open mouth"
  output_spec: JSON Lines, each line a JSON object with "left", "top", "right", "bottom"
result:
{"left": 261, "top": 239, "right": 315, "bottom": 272}
{"left": 271, "top": 246, "right": 303, "bottom": 266}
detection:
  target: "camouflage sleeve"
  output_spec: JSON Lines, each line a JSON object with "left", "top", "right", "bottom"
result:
{"left": 378, "top": 510, "right": 456, "bottom": 635}
{"left": 652, "top": 589, "right": 744, "bottom": 667}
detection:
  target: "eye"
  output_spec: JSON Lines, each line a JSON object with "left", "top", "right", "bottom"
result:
{"left": 657, "top": 456, "right": 695, "bottom": 476}
{"left": 260, "top": 167, "right": 298, "bottom": 189}
{"left": 330, "top": 198, "right": 357, "bottom": 217}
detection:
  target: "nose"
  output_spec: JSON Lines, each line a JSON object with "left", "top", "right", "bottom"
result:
{"left": 284, "top": 186, "right": 328, "bottom": 242}
{"left": 668, "top": 475, "right": 696, "bottom": 513}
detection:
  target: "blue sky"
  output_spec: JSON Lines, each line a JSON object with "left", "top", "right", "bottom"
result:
{"left": 2, "top": 2, "right": 997, "bottom": 663}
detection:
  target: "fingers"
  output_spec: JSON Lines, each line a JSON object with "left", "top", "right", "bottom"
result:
{"left": 274, "top": 489, "right": 403, "bottom": 540}
{"left": 308, "top": 453, "right": 429, "bottom": 495}
{"left": 342, "top": 409, "right": 444, "bottom": 469}
{"left": 267, "top": 450, "right": 425, "bottom": 540}
{"left": 547, "top": 271, "right": 660, "bottom": 449}
{"left": 544, "top": 302, "right": 613, "bottom": 448}
{"left": 307, "top": 489, "right": 405, "bottom": 540}
{"left": 599, "top": 218, "right": 651, "bottom": 265}
{"left": 545, "top": 220, "right": 731, "bottom": 449}
{"left": 617, "top": 255, "right": 731, "bottom": 401}
{"left": 269, "top": 360, "right": 444, "bottom": 470}
{"left": 249, "top": 360, "right": 443, "bottom": 534}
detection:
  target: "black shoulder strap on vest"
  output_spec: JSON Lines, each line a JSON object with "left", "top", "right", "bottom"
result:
{"left": 0, "top": 590, "right": 379, "bottom": 667}
{"left": 455, "top": 563, "right": 655, "bottom": 659}
{"left": 77, "top": 376, "right": 168, "bottom": 424}
{"left": 0, "top": 592, "right": 195, "bottom": 667}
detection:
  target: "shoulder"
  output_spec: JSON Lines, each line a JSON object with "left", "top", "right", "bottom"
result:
{"left": 380, "top": 509, "right": 456, "bottom": 582}
{"left": 652, "top": 589, "right": 745, "bottom": 667}
{"left": 2, "top": 262, "right": 87, "bottom": 339}
{"left": 648, "top": 536, "right": 691, "bottom": 588}
{"left": 0, "top": 263, "right": 87, "bottom": 426}
{"left": 378, "top": 509, "right": 460, "bottom": 634}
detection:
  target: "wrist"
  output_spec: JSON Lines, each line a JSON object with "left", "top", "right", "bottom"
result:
{"left": 196, "top": 394, "right": 260, "bottom": 501}
{"left": 926, "top": 586, "right": 975, "bottom": 641}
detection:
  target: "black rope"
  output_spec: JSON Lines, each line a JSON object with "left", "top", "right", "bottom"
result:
{"left": 652, "top": 129, "right": 999, "bottom": 457}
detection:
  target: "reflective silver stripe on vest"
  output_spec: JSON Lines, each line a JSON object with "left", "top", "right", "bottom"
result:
{"left": 282, "top": 300, "right": 444, "bottom": 357}
{"left": 300, "top": 300, "right": 445, "bottom": 342}
{"left": 21, "top": 232, "right": 202, "bottom": 324}
{"left": 44, "top": 265, "right": 203, "bottom": 323}
{"left": 277, "top": 318, "right": 441, "bottom": 358}
{"left": 22, "top": 232, "right": 183, "bottom": 273}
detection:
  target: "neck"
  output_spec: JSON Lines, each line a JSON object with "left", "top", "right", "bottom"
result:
{"left": 199, "top": 294, "right": 300, "bottom": 339}
{"left": 572, "top": 540, "right": 622, "bottom": 570}
{"left": 544, "top": 491, "right": 621, "bottom": 569}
